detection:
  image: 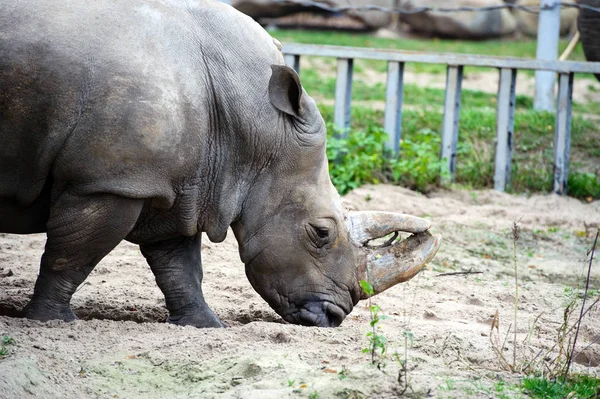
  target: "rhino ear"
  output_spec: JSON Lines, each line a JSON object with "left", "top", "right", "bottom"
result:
{"left": 269, "top": 64, "right": 304, "bottom": 118}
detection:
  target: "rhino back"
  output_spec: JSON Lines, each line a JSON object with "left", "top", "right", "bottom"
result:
{"left": 0, "top": 0, "right": 281, "bottom": 217}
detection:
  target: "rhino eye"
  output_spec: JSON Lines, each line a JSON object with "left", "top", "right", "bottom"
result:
{"left": 308, "top": 224, "right": 331, "bottom": 248}
{"left": 315, "top": 227, "right": 329, "bottom": 239}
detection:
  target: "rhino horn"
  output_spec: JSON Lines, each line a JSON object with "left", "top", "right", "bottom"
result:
{"left": 348, "top": 211, "right": 441, "bottom": 298}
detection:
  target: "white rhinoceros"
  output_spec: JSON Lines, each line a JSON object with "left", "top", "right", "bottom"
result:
{"left": 0, "top": 0, "right": 440, "bottom": 328}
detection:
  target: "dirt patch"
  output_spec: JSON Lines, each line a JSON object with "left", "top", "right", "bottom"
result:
{"left": 1, "top": 185, "right": 599, "bottom": 398}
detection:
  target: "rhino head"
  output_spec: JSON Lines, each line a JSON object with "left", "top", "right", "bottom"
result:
{"left": 232, "top": 65, "right": 441, "bottom": 327}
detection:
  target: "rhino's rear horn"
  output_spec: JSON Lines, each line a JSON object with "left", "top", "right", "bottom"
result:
{"left": 348, "top": 211, "right": 431, "bottom": 245}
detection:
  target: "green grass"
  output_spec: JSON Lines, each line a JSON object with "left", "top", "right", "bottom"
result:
{"left": 271, "top": 28, "right": 591, "bottom": 76}
{"left": 521, "top": 375, "right": 600, "bottom": 398}
{"left": 320, "top": 104, "right": 600, "bottom": 199}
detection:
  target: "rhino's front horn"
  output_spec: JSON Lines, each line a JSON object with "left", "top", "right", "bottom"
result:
{"left": 348, "top": 211, "right": 441, "bottom": 298}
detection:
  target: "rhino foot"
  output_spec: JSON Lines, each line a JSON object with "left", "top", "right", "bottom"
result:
{"left": 22, "top": 301, "right": 77, "bottom": 323}
{"left": 167, "top": 307, "right": 224, "bottom": 328}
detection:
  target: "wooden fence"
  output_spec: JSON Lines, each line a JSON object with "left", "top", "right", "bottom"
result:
{"left": 282, "top": 43, "right": 600, "bottom": 194}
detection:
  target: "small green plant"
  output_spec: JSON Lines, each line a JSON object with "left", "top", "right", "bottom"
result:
{"left": 439, "top": 377, "right": 456, "bottom": 391}
{"left": 0, "top": 335, "right": 14, "bottom": 358}
{"left": 359, "top": 280, "right": 387, "bottom": 367}
{"left": 308, "top": 390, "right": 320, "bottom": 399}
{"left": 1, "top": 335, "right": 14, "bottom": 345}
{"left": 567, "top": 171, "right": 600, "bottom": 200}
{"left": 337, "top": 366, "right": 348, "bottom": 380}
{"left": 326, "top": 123, "right": 388, "bottom": 195}
{"left": 287, "top": 379, "right": 295, "bottom": 387}
{"left": 391, "top": 128, "right": 449, "bottom": 192}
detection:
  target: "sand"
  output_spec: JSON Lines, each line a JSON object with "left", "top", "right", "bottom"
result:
{"left": 0, "top": 185, "right": 599, "bottom": 398}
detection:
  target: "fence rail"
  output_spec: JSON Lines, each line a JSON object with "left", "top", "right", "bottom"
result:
{"left": 282, "top": 43, "right": 600, "bottom": 195}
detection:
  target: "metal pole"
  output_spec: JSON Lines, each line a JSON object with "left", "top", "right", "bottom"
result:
{"left": 534, "top": 0, "right": 561, "bottom": 111}
{"left": 440, "top": 65, "right": 463, "bottom": 184}
{"left": 334, "top": 58, "right": 353, "bottom": 136}
{"left": 494, "top": 68, "right": 517, "bottom": 192}
{"left": 384, "top": 61, "right": 405, "bottom": 154}
{"left": 284, "top": 54, "right": 300, "bottom": 74}
{"left": 553, "top": 73, "right": 574, "bottom": 195}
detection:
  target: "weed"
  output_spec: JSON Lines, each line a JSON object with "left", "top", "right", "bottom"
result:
{"left": 568, "top": 172, "right": 600, "bottom": 200}
{"left": 0, "top": 334, "right": 14, "bottom": 358}
{"left": 521, "top": 374, "right": 600, "bottom": 398}
{"left": 326, "top": 123, "right": 388, "bottom": 195}
{"left": 337, "top": 366, "right": 348, "bottom": 380}
{"left": 287, "top": 379, "right": 295, "bottom": 387}
{"left": 1, "top": 335, "right": 14, "bottom": 346}
{"left": 439, "top": 377, "right": 456, "bottom": 391}
{"left": 512, "top": 220, "right": 521, "bottom": 370}
{"left": 564, "top": 229, "right": 598, "bottom": 377}
{"left": 359, "top": 280, "right": 387, "bottom": 368}
{"left": 491, "top": 229, "right": 599, "bottom": 380}
{"left": 308, "top": 391, "right": 320, "bottom": 399}
{"left": 392, "top": 129, "right": 450, "bottom": 192}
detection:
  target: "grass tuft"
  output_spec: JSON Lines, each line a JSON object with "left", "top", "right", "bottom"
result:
{"left": 521, "top": 374, "right": 600, "bottom": 399}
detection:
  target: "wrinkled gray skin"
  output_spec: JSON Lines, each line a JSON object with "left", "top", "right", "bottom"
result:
{"left": 0, "top": 0, "right": 368, "bottom": 328}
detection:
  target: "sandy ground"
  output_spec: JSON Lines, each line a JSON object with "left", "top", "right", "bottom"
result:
{"left": 0, "top": 185, "right": 599, "bottom": 398}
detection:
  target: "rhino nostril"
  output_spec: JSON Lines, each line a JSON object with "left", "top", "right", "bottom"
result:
{"left": 324, "top": 302, "right": 345, "bottom": 327}
{"left": 297, "top": 308, "right": 322, "bottom": 326}
{"left": 286, "top": 301, "right": 348, "bottom": 327}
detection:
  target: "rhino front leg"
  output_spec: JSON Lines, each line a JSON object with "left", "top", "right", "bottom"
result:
{"left": 23, "top": 193, "right": 144, "bottom": 322}
{"left": 140, "top": 234, "right": 223, "bottom": 328}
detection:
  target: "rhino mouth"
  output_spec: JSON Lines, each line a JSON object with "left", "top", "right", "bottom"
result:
{"left": 283, "top": 300, "right": 348, "bottom": 327}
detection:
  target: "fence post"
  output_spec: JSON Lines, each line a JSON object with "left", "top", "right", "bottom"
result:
{"left": 440, "top": 65, "right": 463, "bottom": 184}
{"left": 334, "top": 58, "right": 353, "bottom": 137}
{"left": 384, "top": 61, "right": 405, "bottom": 154}
{"left": 284, "top": 54, "right": 300, "bottom": 74}
{"left": 494, "top": 68, "right": 517, "bottom": 192}
{"left": 553, "top": 72, "right": 574, "bottom": 195}
{"left": 534, "top": 0, "right": 560, "bottom": 111}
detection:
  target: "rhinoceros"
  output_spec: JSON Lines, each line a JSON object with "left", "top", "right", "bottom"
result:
{"left": 0, "top": 0, "right": 440, "bottom": 328}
